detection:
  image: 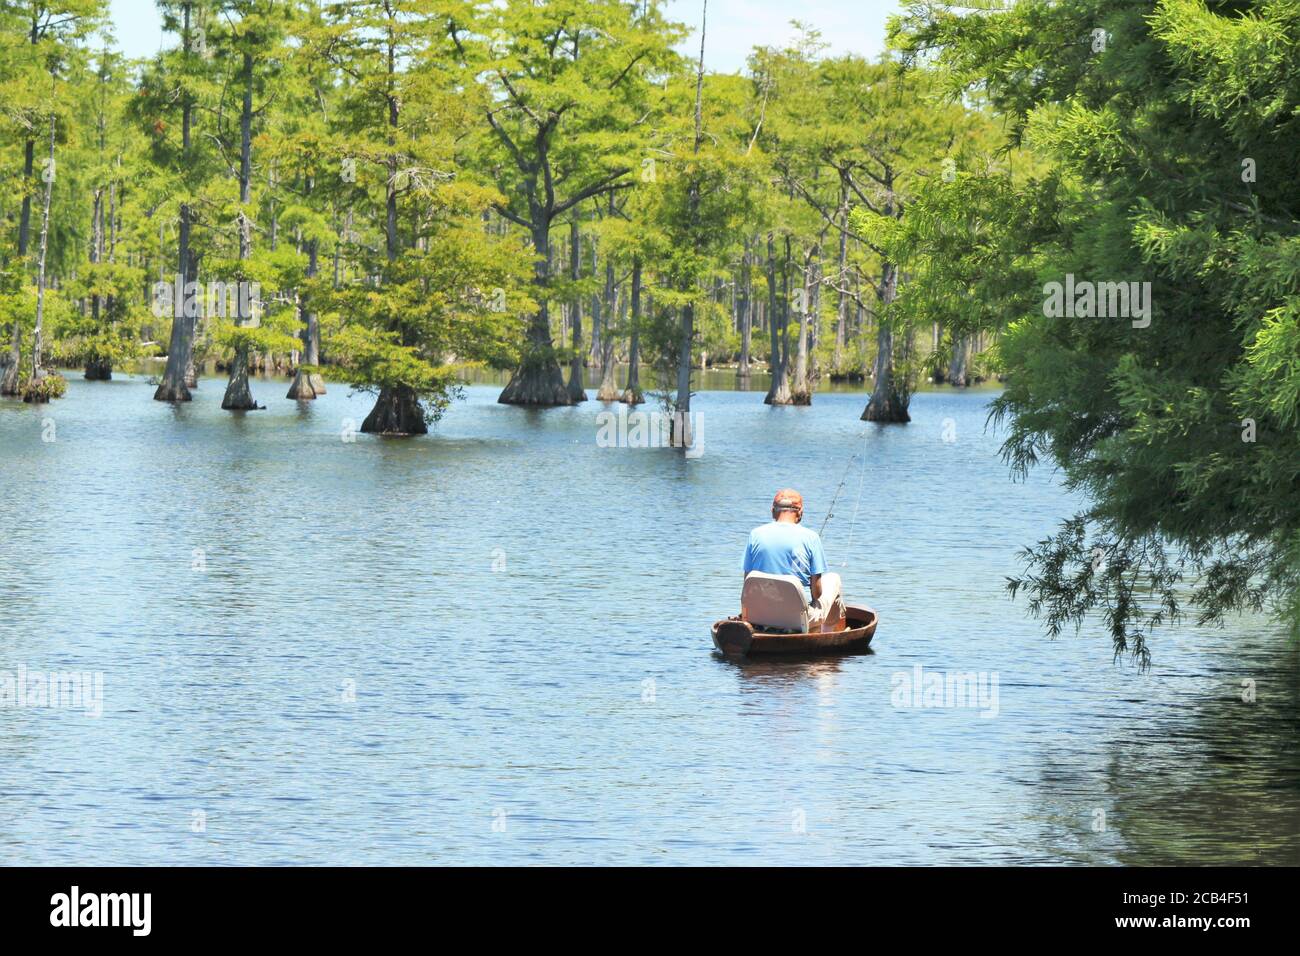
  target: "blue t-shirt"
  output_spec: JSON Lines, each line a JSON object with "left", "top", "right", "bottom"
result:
{"left": 743, "top": 521, "right": 828, "bottom": 587}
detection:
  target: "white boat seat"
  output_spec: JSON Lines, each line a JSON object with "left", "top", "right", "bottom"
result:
{"left": 741, "top": 571, "right": 810, "bottom": 633}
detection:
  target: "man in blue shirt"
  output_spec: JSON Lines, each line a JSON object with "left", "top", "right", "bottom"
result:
{"left": 742, "top": 488, "right": 845, "bottom": 630}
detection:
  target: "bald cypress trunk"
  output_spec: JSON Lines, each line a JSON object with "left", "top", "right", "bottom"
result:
{"left": 737, "top": 240, "right": 753, "bottom": 381}
{"left": 620, "top": 258, "right": 644, "bottom": 405}
{"left": 362, "top": 31, "right": 428, "bottom": 434}
{"left": 565, "top": 218, "right": 588, "bottom": 403}
{"left": 85, "top": 359, "right": 112, "bottom": 381}
{"left": 2, "top": 15, "right": 39, "bottom": 396}
{"left": 85, "top": 82, "right": 114, "bottom": 383}
{"left": 499, "top": 218, "right": 571, "bottom": 405}
{"left": 833, "top": 190, "right": 848, "bottom": 377}
{"left": 789, "top": 297, "right": 811, "bottom": 404}
{"left": 948, "top": 333, "right": 970, "bottom": 387}
{"left": 220, "top": 349, "right": 260, "bottom": 410}
{"left": 29, "top": 111, "right": 55, "bottom": 390}
{"left": 790, "top": 244, "right": 816, "bottom": 405}
{"left": 2, "top": 74, "right": 36, "bottom": 391}
{"left": 362, "top": 384, "right": 427, "bottom": 435}
{"left": 87, "top": 179, "right": 105, "bottom": 379}
{"left": 861, "top": 261, "right": 909, "bottom": 423}
{"left": 765, "top": 234, "right": 792, "bottom": 405}
{"left": 861, "top": 175, "right": 910, "bottom": 424}
{"left": 287, "top": 234, "right": 325, "bottom": 399}
{"left": 595, "top": 236, "right": 619, "bottom": 402}
{"left": 588, "top": 234, "right": 602, "bottom": 368}
{"left": 222, "top": 49, "right": 260, "bottom": 412}
{"left": 672, "top": 2, "right": 707, "bottom": 451}
{"left": 21, "top": 105, "right": 57, "bottom": 404}
{"left": 155, "top": 2, "right": 197, "bottom": 403}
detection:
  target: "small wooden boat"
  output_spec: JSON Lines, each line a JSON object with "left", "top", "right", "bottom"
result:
{"left": 712, "top": 604, "right": 878, "bottom": 657}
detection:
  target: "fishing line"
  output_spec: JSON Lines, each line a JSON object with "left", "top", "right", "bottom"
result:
{"left": 818, "top": 430, "right": 869, "bottom": 549}
{"left": 837, "top": 432, "right": 870, "bottom": 566}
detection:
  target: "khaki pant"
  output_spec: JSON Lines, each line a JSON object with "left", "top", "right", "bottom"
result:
{"left": 809, "top": 572, "right": 845, "bottom": 631}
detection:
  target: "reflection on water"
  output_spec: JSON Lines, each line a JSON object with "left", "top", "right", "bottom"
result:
{"left": 722, "top": 649, "right": 871, "bottom": 685}
{"left": 1101, "top": 634, "right": 1300, "bottom": 865}
{"left": 0, "top": 371, "right": 1296, "bottom": 864}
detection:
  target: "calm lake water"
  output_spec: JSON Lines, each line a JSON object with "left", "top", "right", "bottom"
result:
{"left": 2, "top": 370, "right": 1297, "bottom": 865}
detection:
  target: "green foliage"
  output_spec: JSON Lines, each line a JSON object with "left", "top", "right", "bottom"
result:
{"left": 0, "top": 259, "right": 31, "bottom": 335}
{"left": 858, "top": 164, "right": 1060, "bottom": 374}
{"left": 22, "top": 370, "right": 67, "bottom": 401}
{"left": 204, "top": 248, "right": 301, "bottom": 357}
{"left": 893, "top": 0, "right": 1300, "bottom": 660}
{"left": 323, "top": 224, "right": 533, "bottom": 422}
{"left": 331, "top": 323, "right": 462, "bottom": 418}
{"left": 58, "top": 261, "right": 148, "bottom": 367}
{"left": 633, "top": 63, "right": 763, "bottom": 385}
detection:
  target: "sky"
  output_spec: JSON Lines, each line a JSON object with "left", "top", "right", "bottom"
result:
{"left": 107, "top": 0, "right": 903, "bottom": 71}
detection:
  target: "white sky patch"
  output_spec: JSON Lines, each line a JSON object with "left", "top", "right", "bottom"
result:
{"left": 107, "top": 0, "right": 899, "bottom": 71}
{"left": 665, "top": 0, "right": 899, "bottom": 72}
{"left": 108, "top": 0, "right": 166, "bottom": 59}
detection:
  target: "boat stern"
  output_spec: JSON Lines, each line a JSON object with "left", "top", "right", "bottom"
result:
{"left": 712, "top": 619, "right": 754, "bottom": 657}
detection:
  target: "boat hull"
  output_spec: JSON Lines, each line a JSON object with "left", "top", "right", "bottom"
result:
{"left": 711, "top": 604, "right": 878, "bottom": 657}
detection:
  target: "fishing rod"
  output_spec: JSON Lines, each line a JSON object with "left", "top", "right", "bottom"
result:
{"left": 818, "top": 430, "right": 868, "bottom": 538}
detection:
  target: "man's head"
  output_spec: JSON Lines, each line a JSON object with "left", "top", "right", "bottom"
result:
{"left": 771, "top": 488, "right": 804, "bottom": 523}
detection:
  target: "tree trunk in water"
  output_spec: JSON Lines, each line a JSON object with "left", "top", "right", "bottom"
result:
{"left": 930, "top": 321, "right": 944, "bottom": 383}
{"left": 948, "top": 333, "right": 970, "bottom": 387}
{"left": 596, "top": 349, "right": 618, "bottom": 400}
{"left": 183, "top": 339, "right": 199, "bottom": 388}
{"left": 91, "top": 187, "right": 103, "bottom": 329}
{"left": 85, "top": 359, "right": 112, "bottom": 381}
{"left": 285, "top": 354, "right": 323, "bottom": 399}
{"left": 737, "top": 240, "right": 752, "bottom": 381}
{"left": 87, "top": 181, "right": 110, "bottom": 382}
{"left": 673, "top": 4, "right": 705, "bottom": 452}
{"left": 28, "top": 109, "right": 55, "bottom": 390}
{"left": 361, "top": 385, "right": 427, "bottom": 435}
{"left": 789, "top": 247, "right": 815, "bottom": 405}
{"left": 833, "top": 188, "right": 848, "bottom": 376}
{"left": 287, "top": 239, "right": 325, "bottom": 399}
{"left": 595, "top": 245, "right": 619, "bottom": 401}
{"left": 861, "top": 262, "right": 909, "bottom": 423}
{"left": 596, "top": 342, "right": 618, "bottom": 400}
{"left": 674, "top": 300, "right": 694, "bottom": 447}
{"left": 221, "top": 347, "right": 262, "bottom": 410}
{"left": 154, "top": 245, "right": 195, "bottom": 401}
{"left": 807, "top": 256, "right": 821, "bottom": 380}
{"left": 223, "top": 50, "right": 258, "bottom": 412}
{"left": 500, "top": 304, "right": 571, "bottom": 405}
{"left": 620, "top": 259, "right": 644, "bottom": 405}
{"left": 2, "top": 132, "right": 36, "bottom": 396}
{"left": 155, "top": 5, "right": 197, "bottom": 402}
{"left": 499, "top": 221, "right": 573, "bottom": 406}
{"left": 588, "top": 234, "right": 602, "bottom": 367}
{"left": 4, "top": 16, "right": 41, "bottom": 394}
{"left": 790, "top": 296, "right": 811, "bottom": 404}
{"left": 565, "top": 219, "right": 587, "bottom": 403}
{"left": 765, "top": 234, "right": 792, "bottom": 405}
